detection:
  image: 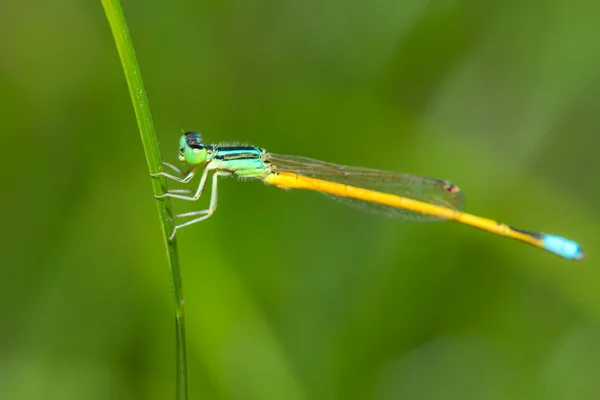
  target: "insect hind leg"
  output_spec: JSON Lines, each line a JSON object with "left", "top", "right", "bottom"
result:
{"left": 168, "top": 171, "right": 228, "bottom": 240}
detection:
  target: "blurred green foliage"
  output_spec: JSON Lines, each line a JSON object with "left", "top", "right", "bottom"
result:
{"left": 1, "top": 0, "right": 599, "bottom": 399}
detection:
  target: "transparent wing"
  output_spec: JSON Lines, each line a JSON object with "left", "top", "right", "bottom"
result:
{"left": 266, "top": 153, "right": 465, "bottom": 221}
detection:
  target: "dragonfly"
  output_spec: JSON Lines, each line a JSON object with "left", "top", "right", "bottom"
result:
{"left": 152, "top": 132, "right": 584, "bottom": 260}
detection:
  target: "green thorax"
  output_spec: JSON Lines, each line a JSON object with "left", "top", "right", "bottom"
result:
{"left": 179, "top": 132, "right": 270, "bottom": 178}
{"left": 208, "top": 145, "right": 271, "bottom": 178}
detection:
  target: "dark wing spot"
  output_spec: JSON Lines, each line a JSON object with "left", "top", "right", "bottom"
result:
{"left": 442, "top": 180, "right": 461, "bottom": 193}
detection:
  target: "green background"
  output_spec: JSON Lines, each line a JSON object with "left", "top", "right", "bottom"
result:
{"left": 1, "top": 0, "right": 599, "bottom": 399}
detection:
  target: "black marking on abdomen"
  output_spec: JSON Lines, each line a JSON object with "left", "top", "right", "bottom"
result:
{"left": 509, "top": 226, "right": 542, "bottom": 239}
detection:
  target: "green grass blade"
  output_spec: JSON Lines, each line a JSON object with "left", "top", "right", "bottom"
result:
{"left": 101, "top": 1, "right": 188, "bottom": 399}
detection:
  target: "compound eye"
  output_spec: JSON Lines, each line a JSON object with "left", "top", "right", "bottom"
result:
{"left": 184, "top": 132, "right": 204, "bottom": 149}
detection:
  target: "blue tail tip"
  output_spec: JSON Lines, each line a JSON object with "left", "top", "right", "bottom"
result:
{"left": 543, "top": 234, "right": 584, "bottom": 260}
